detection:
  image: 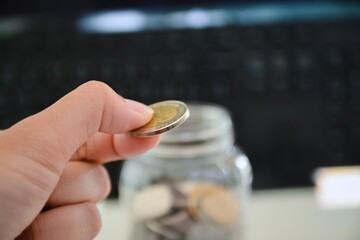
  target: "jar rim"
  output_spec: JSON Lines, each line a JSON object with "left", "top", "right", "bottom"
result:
{"left": 151, "top": 102, "right": 235, "bottom": 158}
{"left": 159, "top": 102, "right": 233, "bottom": 144}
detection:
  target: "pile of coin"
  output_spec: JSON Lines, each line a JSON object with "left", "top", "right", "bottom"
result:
{"left": 131, "top": 180, "right": 240, "bottom": 240}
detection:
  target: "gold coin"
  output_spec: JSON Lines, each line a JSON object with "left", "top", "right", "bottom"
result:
{"left": 187, "top": 183, "right": 227, "bottom": 219}
{"left": 201, "top": 191, "right": 239, "bottom": 226}
{"left": 130, "top": 100, "right": 189, "bottom": 137}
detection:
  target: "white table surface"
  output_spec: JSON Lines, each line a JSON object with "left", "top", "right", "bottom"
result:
{"left": 96, "top": 187, "right": 360, "bottom": 240}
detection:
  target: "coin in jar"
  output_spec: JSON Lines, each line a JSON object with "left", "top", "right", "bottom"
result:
{"left": 158, "top": 210, "right": 194, "bottom": 233}
{"left": 200, "top": 191, "right": 239, "bottom": 226}
{"left": 130, "top": 100, "right": 189, "bottom": 137}
{"left": 187, "top": 183, "right": 227, "bottom": 219}
{"left": 133, "top": 184, "right": 174, "bottom": 220}
{"left": 145, "top": 221, "right": 182, "bottom": 240}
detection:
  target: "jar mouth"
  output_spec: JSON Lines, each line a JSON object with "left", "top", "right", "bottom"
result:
{"left": 151, "top": 102, "right": 234, "bottom": 158}
{"left": 159, "top": 102, "right": 233, "bottom": 143}
{"left": 150, "top": 136, "right": 234, "bottom": 159}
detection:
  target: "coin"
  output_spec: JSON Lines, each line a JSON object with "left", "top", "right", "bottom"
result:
{"left": 130, "top": 100, "right": 189, "bottom": 137}
{"left": 145, "top": 221, "right": 182, "bottom": 240}
{"left": 200, "top": 191, "right": 239, "bottom": 226}
{"left": 133, "top": 184, "right": 174, "bottom": 220}
{"left": 158, "top": 210, "right": 194, "bottom": 233}
{"left": 187, "top": 183, "right": 228, "bottom": 219}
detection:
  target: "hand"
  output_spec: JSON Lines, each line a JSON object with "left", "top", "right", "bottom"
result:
{"left": 0, "top": 81, "right": 160, "bottom": 240}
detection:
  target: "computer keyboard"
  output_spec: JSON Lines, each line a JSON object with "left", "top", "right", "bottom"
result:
{"left": 1, "top": 17, "right": 359, "bottom": 195}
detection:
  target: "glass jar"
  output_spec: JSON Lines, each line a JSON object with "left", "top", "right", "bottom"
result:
{"left": 119, "top": 102, "right": 252, "bottom": 240}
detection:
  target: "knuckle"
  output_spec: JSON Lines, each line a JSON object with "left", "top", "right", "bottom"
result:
{"left": 80, "top": 80, "right": 113, "bottom": 104}
{"left": 83, "top": 80, "right": 110, "bottom": 90}
{"left": 77, "top": 81, "right": 113, "bottom": 135}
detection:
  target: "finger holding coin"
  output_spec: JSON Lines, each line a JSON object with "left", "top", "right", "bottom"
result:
{"left": 130, "top": 100, "right": 190, "bottom": 137}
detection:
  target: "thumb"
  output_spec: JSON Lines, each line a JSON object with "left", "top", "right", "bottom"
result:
{"left": 0, "top": 81, "right": 153, "bottom": 239}
{"left": 2, "top": 80, "right": 153, "bottom": 172}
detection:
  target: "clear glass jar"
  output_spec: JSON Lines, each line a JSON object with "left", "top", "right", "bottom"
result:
{"left": 119, "top": 102, "right": 252, "bottom": 240}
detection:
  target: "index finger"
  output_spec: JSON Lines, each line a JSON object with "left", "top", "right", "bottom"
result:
{"left": 0, "top": 81, "right": 154, "bottom": 174}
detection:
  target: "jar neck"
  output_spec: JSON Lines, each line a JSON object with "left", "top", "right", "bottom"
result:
{"left": 150, "top": 132, "right": 235, "bottom": 159}
{"left": 150, "top": 102, "right": 235, "bottom": 159}
{"left": 140, "top": 145, "right": 239, "bottom": 168}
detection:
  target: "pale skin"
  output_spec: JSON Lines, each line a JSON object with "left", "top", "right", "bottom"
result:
{"left": 0, "top": 81, "right": 160, "bottom": 240}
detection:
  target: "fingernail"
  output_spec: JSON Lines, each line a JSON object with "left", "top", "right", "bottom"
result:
{"left": 126, "top": 99, "right": 154, "bottom": 116}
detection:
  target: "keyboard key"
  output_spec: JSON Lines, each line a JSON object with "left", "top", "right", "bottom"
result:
{"left": 243, "top": 51, "right": 266, "bottom": 92}
{"left": 173, "top": 54, "right": 193, "bottom": 79}
{"left": 165, "top": 31, "right": 188, "bottom": 50}
{"left": 295, "top": 50, "right": 314, "bottom": 74}
{"left": 271, "top": 50, "right": 288, "bottom": 75}
{"left": 214, "top": 28, "right": 238, "bottom": 49}
{"left": 242, "top": 27, "right": 264, "bottom": 47}
{"left": 162, "top": 83, "right": 177, "bottom": 99}
{"left": 191, "top": 30, "right": 211, "bottom": 49}
{"left": 150, "top": 56, "right": 171, "bottom": 77}
{"left": 292, "top": 24, "right": 314, "bottom": 45}
{"left": 211, "top": 82, "right": 231, "bottom": 101}
{"left": 319, "top": 25, "right": 344, "bottom": 45}
{"left": 245, "top": 51, "right": 265, "bottom": 76}
{"left": 205, "top": 52, "right": 235, "bottom": 71}
{"left": 270, "top": 26, "right": 288, "bottom": 46}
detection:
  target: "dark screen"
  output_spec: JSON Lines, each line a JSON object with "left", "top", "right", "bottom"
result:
{"left": 1, "top": 0, "right": 236, "bottom": 15}
{"left": 0, "top": 0, "right": 355, "bottom": 16}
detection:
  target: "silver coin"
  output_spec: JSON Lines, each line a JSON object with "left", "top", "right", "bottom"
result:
{"left": 159, "top": 210, "right": 194, "bottom": 234}
{"left": 170, "top": 184, "right": 188, "bottom": 208}
{"left": 146, "top": 221, "right": 182, "bottom": 240}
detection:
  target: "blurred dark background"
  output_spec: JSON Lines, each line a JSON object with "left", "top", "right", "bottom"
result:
{"left": 0, "top": 0, "right": 359, "bottom": 198}
{"left": 1, "top": 0, "right": 343, "bottom": 15}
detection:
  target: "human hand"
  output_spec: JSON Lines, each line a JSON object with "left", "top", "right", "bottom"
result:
{"left": 0, "top": 81, "right": 160, "bottom": 240}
